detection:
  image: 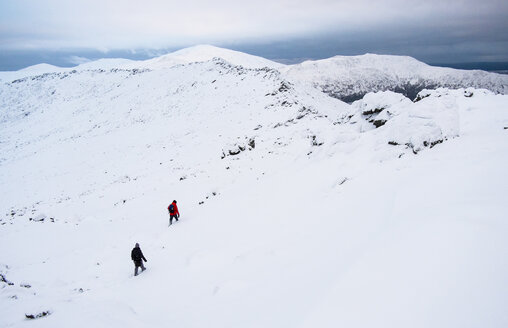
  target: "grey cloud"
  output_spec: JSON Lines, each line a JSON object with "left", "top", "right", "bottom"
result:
{"left": 1, "top": 0, "right": 507, "bottom": 50}
{"left": 0, "top": 0, "right": 507, "bottom": 70}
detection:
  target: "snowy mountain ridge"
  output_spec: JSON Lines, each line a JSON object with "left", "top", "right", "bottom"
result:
{"left": 0, "top": 45, "right": 283, "bottom": 83}
{"left": 2, "top": 45, "right": 507, "bottom": 102}
{"left": 283, "top": 53, "right": 508, "bottom": 101}
{"left": 0, "top": 46, "right": 507, "bottom": 328}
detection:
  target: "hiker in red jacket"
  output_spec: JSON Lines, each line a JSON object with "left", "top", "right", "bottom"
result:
{"left": 168, "top": 200, "right": 180, "bottom": 226}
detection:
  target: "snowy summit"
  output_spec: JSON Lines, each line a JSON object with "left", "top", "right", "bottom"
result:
{"left": 0, "top": 45, "right": 507, "bottom": 328}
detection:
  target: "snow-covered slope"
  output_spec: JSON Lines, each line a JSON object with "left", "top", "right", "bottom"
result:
{"left": 283, "top": 54, "right": 508, "bottom": 102}
{"left": 0, "top": 49, "right": 507, "bottom": 328}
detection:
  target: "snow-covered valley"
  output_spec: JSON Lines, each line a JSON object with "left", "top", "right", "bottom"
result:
{"left": 0, "top": 46, "right": 507, "bottom": 327}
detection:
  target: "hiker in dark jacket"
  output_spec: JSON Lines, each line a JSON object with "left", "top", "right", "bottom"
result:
{"left": 131, "top": 243, "right": 147, "bottom": 276}
{"left": 168, "top": 200, "right": 180, "bottom": 226}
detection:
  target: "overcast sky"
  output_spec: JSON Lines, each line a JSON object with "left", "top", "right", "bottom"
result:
{"left": 1, "top": 0, "right": 507, "bottom": 70}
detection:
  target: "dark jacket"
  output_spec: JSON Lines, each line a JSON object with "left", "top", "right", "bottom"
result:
{"left": 131, "top": 246, "right": 147, "bottom": 263}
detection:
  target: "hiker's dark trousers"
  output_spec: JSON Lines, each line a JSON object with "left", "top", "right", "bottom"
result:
{"left": 170, "top": 214, "right": 179, "bottom": 225}
{"left": 134, "top": 261, "right": 146, "bottom": 276}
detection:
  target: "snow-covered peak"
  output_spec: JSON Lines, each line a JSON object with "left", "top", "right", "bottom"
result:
{"left": 290, "top": 53, "right": 429, "bottom": 77}
{"left": 18, "top": 63, "right": 64, "bottom": 73}
{"left": 283, "top": 53, "right": 508, "bottom": 102}
{"left": 135, "top": 44, "right": 284, "bottom": 70}
{"left": 286, "top": 53, "right": 464, "bottom": 80}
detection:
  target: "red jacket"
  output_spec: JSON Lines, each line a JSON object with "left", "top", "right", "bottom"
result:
{"left": 168, "top": 202, "right": 179, "bottom": 216}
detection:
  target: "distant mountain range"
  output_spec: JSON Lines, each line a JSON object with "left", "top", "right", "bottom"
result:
{"left": 1, "top": 45, "right": 507, "bottom": 103}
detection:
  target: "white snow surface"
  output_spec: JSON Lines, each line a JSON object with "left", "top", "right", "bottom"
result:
{"left": 0, "top": 48, "right": 507, "bottom": 328}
